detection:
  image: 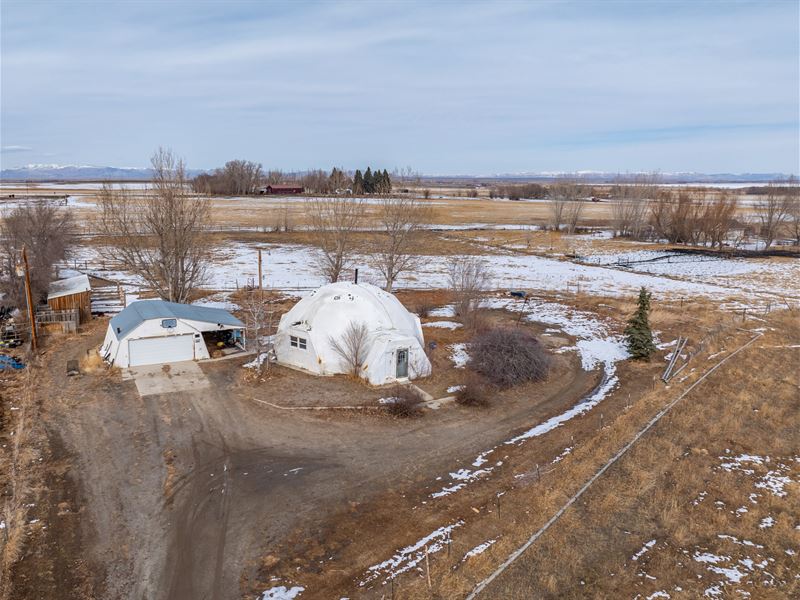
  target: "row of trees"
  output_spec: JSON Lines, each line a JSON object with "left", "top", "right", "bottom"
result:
{"left": 307, "top": 194, "right": 429, "bottom": 291}
{"left": 190, "top": 162, "right": 396, "bottom": 196}
{"left": 191, "top": 160, "right": 265, "bottom": 195}
{"left": 353, "top": 167, "right": 392, "bottom": 195}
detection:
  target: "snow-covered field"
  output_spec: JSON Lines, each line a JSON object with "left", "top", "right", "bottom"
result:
{"left": 67, "top": 239, "right": 797, "bottom": 309}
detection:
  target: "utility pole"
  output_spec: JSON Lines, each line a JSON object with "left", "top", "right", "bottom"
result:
{"left": 258, "top": 248, "right": 263, "bottom": 291}
{"left": 18, "top": 246, "right": 37, "bottom": 351}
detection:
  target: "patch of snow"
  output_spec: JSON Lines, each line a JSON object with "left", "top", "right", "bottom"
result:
{"left": 428, "top": 305, "right": 456, "bottom": 317}
{"left": 260, "top": 585, "right": 304, "bottom": 600}
{"left": 423, "top": 320, "right": 463, "bottom": 329}
{"left": 361, "top": 520, "right": 463, "bottom": 585}
{"left": 447, "top": 385, "right": 465, "bottom": 394}
{"left": 759, "top": 516, "right": 775, "bottom": 529}
{"left": 462, "top": 538, "right": 498, "bottom": 560}
{"left": 449, "top": 343, "right": 469, "bottom": 368}
{"left": 632, "top": 539, "right": 657, "bottom": 561}
{"left": 243, "top": 353, "right": 270, "bottom": 369}
{"left": 646, "top": 592, "right": 670, "bottom": 600}
{"left": 551, "top": 446, "right": 573, "bottom": 464}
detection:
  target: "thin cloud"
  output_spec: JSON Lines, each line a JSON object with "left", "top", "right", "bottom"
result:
{"left": 1, "top": 145, "right": 32, "bottom": 153}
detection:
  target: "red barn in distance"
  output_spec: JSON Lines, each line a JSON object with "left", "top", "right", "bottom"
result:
{"left": 260, "top": 185, "right": 304, "bottom": 195}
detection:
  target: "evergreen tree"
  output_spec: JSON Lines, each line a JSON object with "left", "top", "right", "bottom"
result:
{"left": 382, "top": 169, "right": 391, "bottom": 193}
{"left": 353, "top": 169, "right": 363, "bottom": 194}
{"left": 624, "top": 286, "right": 656, "bottom": 359}
{"left": 363, "top": 167, "right": 374, "bottom": 194}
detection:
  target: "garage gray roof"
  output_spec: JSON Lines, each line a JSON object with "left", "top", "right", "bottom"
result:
{"left": 110, "top": 299, "right": 244, "bottom": 339}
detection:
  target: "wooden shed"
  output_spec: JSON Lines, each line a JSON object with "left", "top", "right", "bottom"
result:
{"left": 47, "top": 274, "right": 92, "bottom": 323}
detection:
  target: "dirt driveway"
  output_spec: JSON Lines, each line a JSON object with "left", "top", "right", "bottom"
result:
{"left": 31, "top": 323, "right": 596, "bottom": 600}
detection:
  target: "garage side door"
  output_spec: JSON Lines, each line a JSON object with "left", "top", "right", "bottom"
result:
{"left": 128, "top": 334, "right": 195, "bottom": 367}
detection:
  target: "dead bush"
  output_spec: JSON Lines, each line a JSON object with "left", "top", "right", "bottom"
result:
{"left": 415, "top": 301, "right": 435, "bottom": 319}
{"left": 468, "top": 327, "right": 550, "bottom": 389}
{"left": 385, "top": 385, "right": 424, "bottom": 418}
{"left": 455, "top": 375, "right": 491, "bottom": 407}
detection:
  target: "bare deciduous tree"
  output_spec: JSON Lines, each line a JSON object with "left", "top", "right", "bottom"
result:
{"left": 372, "top": 196, "right": 431, "bottom": 291}
{"left": 0, "top": 203, "right": 74, "bottom": 308}
{"left": 548, "top": 179, "right": 582, "bottom": 232}
{"left": 756, "top": 183, "right": 794, "bottom": 249}
{"left": 650, "top": 191, "right": 738, "bottom": 248}
{"left": 611, "top": 173, "right": 660, "bottom": 238}
{"left": 447, "top": 255, "right": 491, "bottom": 323}
{"left": 306, "top": 197, "right": 365, "bottom": 282}
{"left": 98, "top": 148, "right": 209, "bottom": 303}
{"left": 328, "top": 321, "right": 370, "bottom": 378}
{"left": 241, "top": 291, "right": 276, "bottom": 375}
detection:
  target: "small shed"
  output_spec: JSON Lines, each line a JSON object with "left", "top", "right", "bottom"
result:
{"left": 275, "top": 282, "right": 431, "bottom": 385}
{"left": 99, "top": 300, "right": 245, "bottom": 368}
{"left": 48, "top": 274, "right": 92, "bottom": 323}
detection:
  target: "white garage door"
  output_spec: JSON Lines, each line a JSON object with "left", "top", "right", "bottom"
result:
{"left": 128, "top": 334, "right": 195, "bottom": 367}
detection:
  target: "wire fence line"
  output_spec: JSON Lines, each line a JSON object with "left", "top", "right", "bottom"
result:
{"left": 465, "top": 332, "right": 763, "bottom": 600}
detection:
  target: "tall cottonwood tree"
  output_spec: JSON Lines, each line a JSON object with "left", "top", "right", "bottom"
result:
{"left": 372, "top": 195, "right": 430, "bottom": 291}
{"left": 306, "top": 197, "right": 365, "bottom": 282}
{"left": 99, "top": 148, "right": 209, "bottom": 303}
{"left": 0, "top": 203, "right": 74, "bottom": 308}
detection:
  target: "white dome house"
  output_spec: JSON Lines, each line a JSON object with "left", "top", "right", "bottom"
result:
{"left": 275, "top": 282, "right": 432, "bottom": 385}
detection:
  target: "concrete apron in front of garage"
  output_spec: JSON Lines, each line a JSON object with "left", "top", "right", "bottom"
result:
{"left": 122, "top": 360, "right": 210, "bottom": 397}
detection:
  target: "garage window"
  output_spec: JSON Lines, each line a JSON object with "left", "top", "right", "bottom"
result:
{"left": 290, "top": 335, "right": 307, "bottom": 350}
{"left": 161, "top": 318, "right": 177, "bottom": 329}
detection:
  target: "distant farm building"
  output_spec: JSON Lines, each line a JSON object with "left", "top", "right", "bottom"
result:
{"left": 47, "top": 274, "right": 92, "bottom": 323}
{"left": 275, "top": 282, "right": 432, "bottom": 385}
{"left": 100, "top": 300, "right": 245, "bottom": 368}
{"left": 260, "top": 185, "right": 304, "bottom": 195}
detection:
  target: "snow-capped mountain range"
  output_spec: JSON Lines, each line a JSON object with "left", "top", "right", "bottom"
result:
{"left": 0, "top": 163, "right": 793, "bottom": 183}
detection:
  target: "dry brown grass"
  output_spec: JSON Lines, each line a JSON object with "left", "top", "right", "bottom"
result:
{"left": 0, "top": 365, "right": 46, "bottom": 600}
{"left": 388, "top": 310, "right": 799, "bottom": 599}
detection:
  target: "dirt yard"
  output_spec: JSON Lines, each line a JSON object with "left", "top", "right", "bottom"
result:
{"left": 2, "top": 313, "right": 600, "bottom": 600}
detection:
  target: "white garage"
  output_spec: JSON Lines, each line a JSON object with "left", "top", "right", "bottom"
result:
{"left": 100, "top": 300, "right": 245, "bottom": 368}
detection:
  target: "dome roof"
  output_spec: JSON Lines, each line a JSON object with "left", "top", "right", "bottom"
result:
{"left": 282, "top": 282, "right": 422, "bottom": 343}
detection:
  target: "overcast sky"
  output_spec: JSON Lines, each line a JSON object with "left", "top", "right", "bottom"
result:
{"left": 1, "top": 0, "right": 798, "bottom": 174}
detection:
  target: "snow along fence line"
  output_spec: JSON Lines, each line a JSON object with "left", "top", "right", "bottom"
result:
{"left": 465, "top": 332, "right": 764, "bottom": 600}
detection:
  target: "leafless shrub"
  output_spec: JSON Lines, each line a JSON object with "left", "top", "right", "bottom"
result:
{"left": 468, "top": 327, "right": 550, "bottom": 389}
{"left": 455, "top": 374, "right": 491, "bottom": 407}
{"left": 372, "top": 195, "right": 431, "bottom": 291}
{"left": 414, "top": 301, "right": 435, "bottom": 319}
{"left": 98, "top": 148, "right": 209, "bottom": 303}
{"left": 0, "top": 203, "right": 74, "bottom": 309}
{"left": 328, "top": 321, "right": 370, "bottom": 378}
{"left": 306, "top": 197, "right": 365, "bottom": 282}
{"left": 447, "top": 256, "right": 491, "bottom": 323}
{"left": 385, "top": 384, "right": 424, "bottom": 417}
{"left": 422, "top": 189, "right": 431, "bottom": 199}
